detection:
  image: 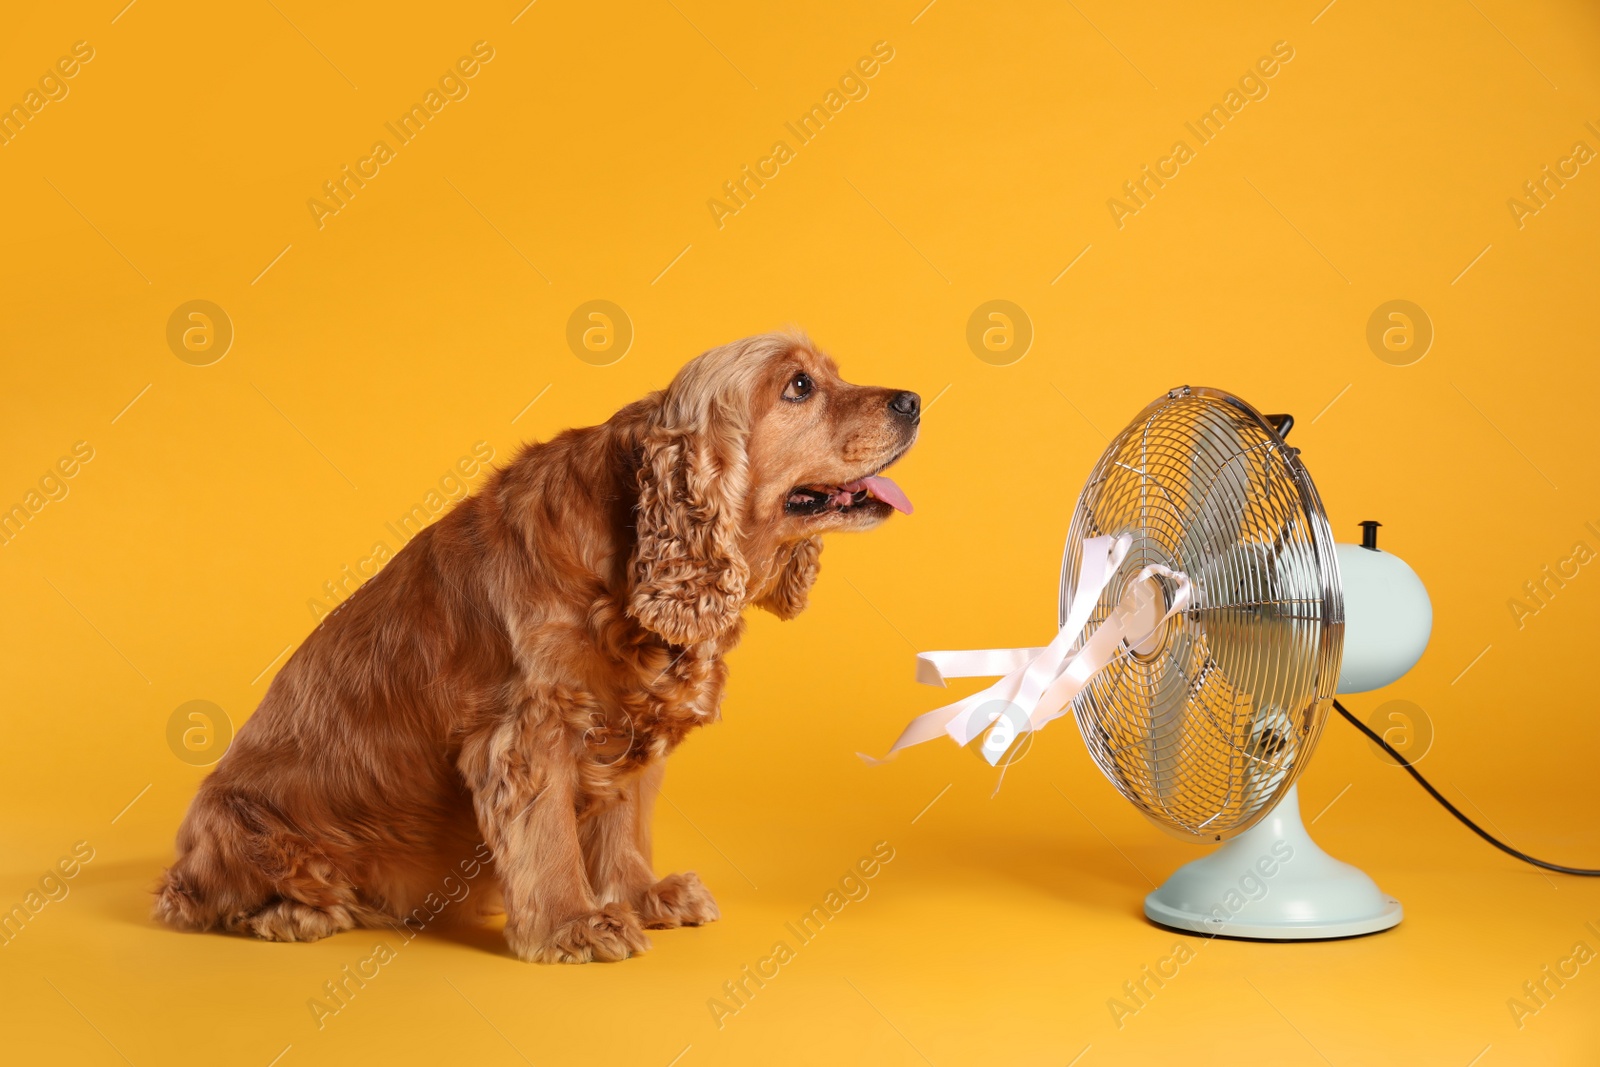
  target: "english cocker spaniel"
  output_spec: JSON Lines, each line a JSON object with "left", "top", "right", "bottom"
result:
{"left": 155, "top": 331, "right": 918, "bottom": 963}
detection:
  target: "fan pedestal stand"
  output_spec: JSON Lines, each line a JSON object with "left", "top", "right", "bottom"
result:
{"left": 1144, "top": 785, "right": 1402, "bottom": 940}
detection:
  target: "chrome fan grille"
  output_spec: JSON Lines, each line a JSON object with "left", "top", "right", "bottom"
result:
{"left": 1059, "top": 387, "right": 1343, "bottom": 841}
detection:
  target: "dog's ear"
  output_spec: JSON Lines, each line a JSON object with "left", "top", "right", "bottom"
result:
{"left": 627, "top": 408, "right": 751, "bottom": 646}
{"left": 756, "top": 537, "right": 822, "bottom": 620}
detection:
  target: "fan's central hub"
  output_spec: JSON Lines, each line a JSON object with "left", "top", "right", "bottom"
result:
{"left": 1124, "top": 576, "right": 1170, "bottom": 659}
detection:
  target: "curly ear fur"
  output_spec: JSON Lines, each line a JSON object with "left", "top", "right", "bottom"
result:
{"left": 756, "top": 537, "right": 822, "bottom": 619}
{"left": 627, "top": 416, "right": 751, "bottom": 646}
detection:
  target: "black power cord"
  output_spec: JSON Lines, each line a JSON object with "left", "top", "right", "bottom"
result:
{"left": 1333, "top": 698, "right": 1600, "bottom": 876}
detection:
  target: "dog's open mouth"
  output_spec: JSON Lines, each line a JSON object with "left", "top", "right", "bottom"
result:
{"left": 785, "top": 475, "right": 913, "bottom": 517}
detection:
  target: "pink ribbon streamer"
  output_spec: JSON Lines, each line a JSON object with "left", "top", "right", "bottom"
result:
{"left": 866, "top": 535, "right": 1192, "bottom": 767}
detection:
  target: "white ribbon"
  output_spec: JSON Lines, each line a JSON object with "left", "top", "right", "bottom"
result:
{"left": 867, "top": 536, "right": 1192, "bottom": 767}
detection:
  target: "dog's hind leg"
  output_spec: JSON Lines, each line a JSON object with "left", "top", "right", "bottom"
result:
{"left": 241, "top": 897, "right": 358, "bottom": 942}
{"left": 229, "top": 832, "right": 389, "bottom": 942}
{"left": 158, "top": 785, "right": 380, "bottom": 942}
{"left": 156, "top": 788, "right": 275, "bottom": 933}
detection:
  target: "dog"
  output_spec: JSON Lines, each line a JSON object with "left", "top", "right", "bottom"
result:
{"left": 155, "top": 331, "right": 918, "bottom": 963}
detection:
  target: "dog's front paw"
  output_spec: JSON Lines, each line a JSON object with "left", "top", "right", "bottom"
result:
{"left": 516, "top": 903, "right": 650, "bottom": 963}
{"left": 638, "top": 872, "right": 720, "bottom": 929}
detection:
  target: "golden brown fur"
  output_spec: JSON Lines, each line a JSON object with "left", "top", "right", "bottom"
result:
{"left": 155, "top": 331, "right": 918, "bottom": 962}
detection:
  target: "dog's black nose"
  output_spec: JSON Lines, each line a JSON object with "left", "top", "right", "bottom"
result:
{"left": 889, "top": 391, "right": 920, "bottom": 420}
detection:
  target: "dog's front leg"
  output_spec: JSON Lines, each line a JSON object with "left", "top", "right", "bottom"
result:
{"left": 460, "top": 713, "right": 649, "bottom": 963}
{"left": 581, "top": 760, "right": 719, "bottom": 929}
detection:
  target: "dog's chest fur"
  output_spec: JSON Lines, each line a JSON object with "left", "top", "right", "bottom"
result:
{"left": 570, "top": 624, "right": 738, "bottom": 800}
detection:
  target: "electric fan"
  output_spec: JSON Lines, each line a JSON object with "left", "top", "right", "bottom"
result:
{"left": 879, "top": 385, "right": 1435, "bottom": 939}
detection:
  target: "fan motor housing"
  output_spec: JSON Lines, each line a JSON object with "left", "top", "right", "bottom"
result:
{"left": 1333, "top": 542, "right": 1432, "bottom": 694}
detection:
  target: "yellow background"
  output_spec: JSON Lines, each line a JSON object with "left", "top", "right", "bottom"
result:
{"left": 3, "top": 0, "right": 1599, "bottom": 1063}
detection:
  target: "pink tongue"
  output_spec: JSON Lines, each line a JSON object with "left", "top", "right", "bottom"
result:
{"left": 855, "top": 475, "right": 913, "bottom": 514}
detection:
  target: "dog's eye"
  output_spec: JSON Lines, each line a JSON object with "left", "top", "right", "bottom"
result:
{"left": 783, "top": 372, "right": 814, "bottom": 402}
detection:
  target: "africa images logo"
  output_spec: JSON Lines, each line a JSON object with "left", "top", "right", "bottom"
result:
{"left": 705, "top": 41, "right": 895, "bottom": 230}
{"left": 306, "top": 42, "right": 496, "bottom": 230}
{"left": 1105, "top": 40, "right": 1295, "bottom": 229}
{"left": 0, "top": 40, "right": 95, "bottom": 148}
